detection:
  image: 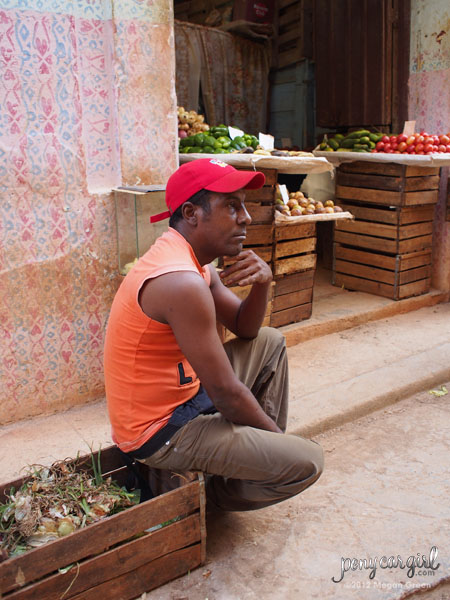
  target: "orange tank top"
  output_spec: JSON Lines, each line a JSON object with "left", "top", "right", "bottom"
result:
{"left": 104, "top": 227, "right": 211, "bottom": 452}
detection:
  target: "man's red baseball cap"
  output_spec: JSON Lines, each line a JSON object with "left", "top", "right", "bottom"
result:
{"left": 150, "top": 158, "right": 265, "bottom": 223}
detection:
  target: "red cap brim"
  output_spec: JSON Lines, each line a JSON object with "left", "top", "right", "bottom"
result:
{"left": 150, "top": 210, "right": 171, "bottom": 223}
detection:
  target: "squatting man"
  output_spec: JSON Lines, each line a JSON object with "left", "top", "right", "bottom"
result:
{"left": 104, "top": 158, "right": 323, "bottom": 510}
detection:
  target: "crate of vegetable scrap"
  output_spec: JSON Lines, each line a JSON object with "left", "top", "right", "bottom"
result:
{"left": 0, "top": 446, "right": 206, "bottom": 599}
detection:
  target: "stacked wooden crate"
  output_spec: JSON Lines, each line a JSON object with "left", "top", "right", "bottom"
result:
{"left": 0, "top": 447, "right": 206, "bottom": 600}
{"left": 333, "top": 161, "right": 439, "bottom": 300}
{"left": 273, "top": 0, "right": 313, "bottom": 69}
{"left": 271, "top": 222, "right": 317, "bottom": 327}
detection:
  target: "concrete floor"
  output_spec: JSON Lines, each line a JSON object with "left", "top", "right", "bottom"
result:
{"left": 1, "top": 268, "right": 449, "bottom": 599}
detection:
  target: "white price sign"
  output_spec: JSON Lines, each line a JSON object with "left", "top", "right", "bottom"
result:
{"left": 228, "top": 126, "right": 244, "bottom": 140}
{"left": 258, "top": 133, "right": 274, "bottom": 150}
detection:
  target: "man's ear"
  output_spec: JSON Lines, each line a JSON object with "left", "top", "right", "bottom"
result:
{"left": 181, "top": 202, "right": 198, "bottom": 225}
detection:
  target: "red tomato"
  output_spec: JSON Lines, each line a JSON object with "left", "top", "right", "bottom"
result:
{"left": 407, "top": 144, "right": 416, "bottom": 153}
{"left": 391, "top": 142, "right": 398, "bottom": 150}
{"left": 390, "top": 135, "right": 398, "bottom": 143}
{"left": 376, "top": 141, "right": 385, "bottom": 150}
{"left": 438, "top": 145, "right": 447, "bottom": 152}
{"left": 415, "top": 143, "right": 424, "bottom": 152}
{"left": 398, "top": 142, "right": 407, "bottom": 152}
{"left": 386, "top": 149, "right": 394, "bottom": 153}
{"left": 383, "top": 143, "right": 392, "bottom": 152}
{"left": 433, "top": 145, "right": 439, "bottom": 152}
{"left": 381, "top": 135, "right": 390, "bottom": 143}
{"left": 439, "top": 134, "right": 450, "bottom": 145}
{"left": 446, "top": 145, "right": 450, "bottom": 152}
{"left": 397, "top": 134, "right": 407, "bottom": 143}
{"left": 424, "top": 143, "right": 434, "bottom": 153}
{"left": 421, "top": 131, "right": 429, "bottom": 137}
{"left": 424, "top": 137, "right": 434, "bottom": 145}
{"left": 433, "top": 136, "right": 440, "bottom": 145}
{"left": 394, "top": 150, "right": 401, "bottom": 154}
{"left": 417, "top": 151, "right": 425, "bottom": 155}
{"left": 370, "top": 149, "right": 377, "bottom": 153}
{"left": 406, "top": 136, "right": 415, "bottom": 146}
{"left": 415, "top": 135, "right": 425, "bottom": 144}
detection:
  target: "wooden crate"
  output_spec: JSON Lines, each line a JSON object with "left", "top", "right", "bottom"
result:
{"left": 270, "top": 269, "right": 314, "bottom": 327}
{"left": 217, "top": 281, "right": 274, "bottom": 342}
{"left": 335, "top": 200, "right": 436, "bottom": 255}
{"left": 333, "top": 244, "right": 432, "bottom": 300}
{"left": 273, "top": 222, "right": 317, "bottom": 277}
{"left": 274, "top": 0, "right": 313, "bottom": 69}
{"left": 336, "top": 161, "right": 440, "bottom": 207}
{"left": 0, "top": 447, "right": 206, "bottom": 600}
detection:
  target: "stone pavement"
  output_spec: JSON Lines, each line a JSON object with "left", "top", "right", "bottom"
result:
{"left": 149, "top": 385, "right": 450, "bottom": 600}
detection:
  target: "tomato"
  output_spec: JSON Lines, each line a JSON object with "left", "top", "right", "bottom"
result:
{"left": 383, "top": 143, "right": 392, "bottom": 152}
{"left": 421, "top": 131, "right": 429, "bottom": 137}
{"left": 397, "top": 134, "right": 407, "bottom": 143}
{"left": 389, "top": 135, "right": 398, "bottom": 143}
{"left": 391, "top": 142, "right": 398, "bottom": 150}
{"left": 433, "top": 145, "right": 439, "bottom": 152}
{"left": 432, "top": 135, "right": 440, "bottom": 145}
{"left": 424, "top": 137, "right": 434, "bottom": 146}
{"left": 439, "top": 134, "right": 450, "bottom": 145}
{"left": 446, "top": 145, "right": 450, "bottom": 153}
{"left": 386, "top": 149, "right": 394, "bottom": 153}
{"left": 406, "top": 135, "right": 415, "bottom": 146}
{"left": 415, "top": 135, "right": 425, "bottom": 144}
{"left": 376, "top": 141, "right": 385, "bottom": 150}
{"left": 381, "top": 135, "right": 390, "bottom": 143}
{"left": 394, "top": 150, "right": 401, "bottom": 153}
{"left": 397, "top": 142, "right": 407, "bottom": 152}
{"left": 415, "top": 143, "right": 424, "bottom": 152}
{"left": 370, "top": 149, "right": 377, "bottom": 153}
{"left": 438, "top": 144, "right": 447, "bottom": 152}
{"left": 407, "top": 144, "right": 416, "bottom": 153}
{"left": 424, "top": 143, "right": 434, "bottom": 153}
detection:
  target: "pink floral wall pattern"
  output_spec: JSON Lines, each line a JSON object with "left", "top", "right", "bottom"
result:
{"left": 0, "top": 1, "right": 177, "bottom": 424}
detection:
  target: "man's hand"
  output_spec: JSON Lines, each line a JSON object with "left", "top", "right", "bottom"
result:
{"left": 219, "top": 250, "right": 272, "bottom": 287}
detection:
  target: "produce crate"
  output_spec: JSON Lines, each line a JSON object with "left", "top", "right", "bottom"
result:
{"left": 270, "top": 269, "right": 314, "bottom": 327}
{"left": 0, "top": 447, "right": 206, "bottom": 600}
{"left": 273, "top": 0, "right": 313, "bottom": 69}
{"left": 336, "top": 161, "right": 440, "bottom": 207}
{"left": 334, "top": 201, "right": 436, "bottom": 255}
{"left": 217, "top": 281, "right": 274, "bottom": 343}
{"left": 333, "top": 245, "right": 432, "bottom": 300}
{"left": 273, "top": 222, "right": 317, "bottom": 277}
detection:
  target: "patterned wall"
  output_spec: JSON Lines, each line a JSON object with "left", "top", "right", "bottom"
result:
{"left": 0, "top": 1, "right": 178, "bottom": 424}
{"left": 409, "top": 0, "right": 450, "bottom": 292}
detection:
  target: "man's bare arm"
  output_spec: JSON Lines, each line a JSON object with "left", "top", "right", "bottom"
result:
{"left": 211, "top": 250, "right": 273, "bottom": 339}
{"left": 139, "top": 271, "right": 281, "bottom": 433}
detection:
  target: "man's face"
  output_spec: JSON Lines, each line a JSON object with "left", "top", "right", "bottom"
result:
{"left": 196, "top": 189, "right": 252, "bottom": 258}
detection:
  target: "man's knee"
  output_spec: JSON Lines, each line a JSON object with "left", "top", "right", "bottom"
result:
{"left": 290, "top": 437, "right": 324, "bottom": 486}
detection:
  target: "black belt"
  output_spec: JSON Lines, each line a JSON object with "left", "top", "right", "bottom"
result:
{"left": 125, "top": 385, "right": 217, "bottom": 460}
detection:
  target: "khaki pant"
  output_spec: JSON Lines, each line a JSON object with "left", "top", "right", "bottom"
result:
{"left": 139, "top": 327, "right": 324, "bottom": 511}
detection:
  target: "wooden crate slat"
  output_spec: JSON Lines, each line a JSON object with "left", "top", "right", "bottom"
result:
{"left": 398, "top": 265, "right": 431, "bottom": 285}
{"left": 335, "top": 219, "right": 398, "bottom": 240}
{"left": 246, "top": 204, "right": 274, "bottom": 224}
{"left": 337, "top": 172, "right": 403, "bottom": 191}
{"left": 335, "top": 259, "right": 396, "bottom": 285}
{"left": 0, "top": 481, "right": 201, "bottom": 594}
{"left": 270, "top": 303, "right": 312, "bottom": 328}
{"left": 337, "top": 185, "right": 438, "bottom": 206}
{"left": 274, "top": 269, "right": 315, "bottom": 295}
{"left": 398, "top": 249, "right": 432, "bottom": 270}
{"left": 274, "top": 253, "right": 316, "bottom": 277}
{"left": 245, "top": 187, "right": 275, "bottom": 203}
{"left": 398, "top": 278, "right": 431, "bottom": 299}
{"left": 398, "top": 205, "right": 435, "bottom": 225}
{"left": 244, "top": 224, "right": 273, "bottom": 246}
{"left": 338, "top": 161, "right": 440, "bottom": 177}
{"left": 273, "top": 288, "right": 312, "bottom": 312}
{"left": 275, "top": 222, "right": 315, "bottom": 241}
{"left": 398, "top": 221, "right": 433, "bottom": 240}
{"left": 397, "top": 234, "right": 432, "bottom": 254}
{"left": 274, "top": 236, "right": 316, "bottom": 259}
{"left": 338, "top": 202, "right": 399, "bottom": 225}
{"left": 334, "top": 244, "right": 397, "bottom": 270}
{"left": 334, "top": 273, "right": 396, "bottom": 299}
{"left": 237, "top": 167, "right": 277, "bottom": 186}
{"left": 5, "top": 516, "right": 201, "bottom": 600}
{"left": 404, "top": 175, "right": 440, "bottom": 191}
{"left": 69, "top": 545, "right": 202, "bottom": 600}
{"left": 334, "top": 229, "right": 397, "bottom": 253}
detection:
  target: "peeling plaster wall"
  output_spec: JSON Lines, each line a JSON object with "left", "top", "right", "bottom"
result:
{"left": 0, "top": 1, "right": 178, "bottom": 424}
{"left": 409, "top": 0, "right": 450, "bottom": 291}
